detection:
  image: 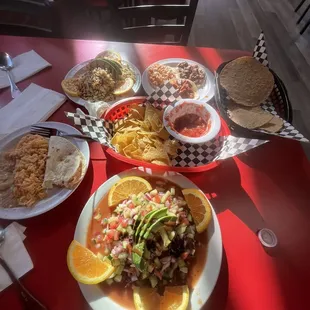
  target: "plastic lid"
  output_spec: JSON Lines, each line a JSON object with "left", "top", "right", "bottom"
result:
{"left": 257, "top": 228, "right": 278, "bottom": 248}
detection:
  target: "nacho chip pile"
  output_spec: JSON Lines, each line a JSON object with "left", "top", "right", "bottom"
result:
{"left": 111, "top": 105, "right": 179, "bottom": 166}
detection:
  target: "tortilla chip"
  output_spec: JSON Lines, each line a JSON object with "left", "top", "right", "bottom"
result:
{"left": 128, "top": 105, "right": 145, "bottom": 120}
{"left": 117, "top": 120, "right": 141, "bottom": 131}
{"left": 141, "top": 120, "right": 151, "bottom": 131}
{"left": 151, "top": 160, "right": 169, "bottom": 166}
{"left": 110, "top": 102, "right": 180, "bottom": 165}
{"left": 145, "top": 105, "right": 163, "bottom": 132}
{"left": 163, "top": 140, "right": 180, "bottom": 156}
{"left": 260, "top": 116, "right": 284, "bottom": 133}
{"left": 142, "top": 146, "right": 169, "bottom": 162}
{"left": 131, "top": 149, "right": 144, "bottom": 160}
{"left": 157, "top": 128, "right": 170, "bottom": 140}
{"left": 123, "top": 144, "right": 137, "bottom": 158}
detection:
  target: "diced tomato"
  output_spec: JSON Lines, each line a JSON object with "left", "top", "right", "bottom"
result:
{"left": 154, "top": 270, "right": 162, "bottom": 280}
{"left": 181, "top": 252, "right": 189, "bottom": 260}
{"left": 181, "top": 218, "right": 189, "bottom": 225}
{"left": 179, "top": 211, "right": 186, "bottom": 218}
{"left": 109, "top": 221, "right": 118, "bottom": 229}
{"left": 107, "top": 230, "right": 115, "bottom": 239}
{"left": 128, "top": 203, "right": 135, "bottom": 209}
{"left": 153, "top": 195, "right": 161, "bottom": 203}
{"left": 114, "top": 230, "right": 120, "bottom": 241}
{"left": 120, "top": 218, "right": 128, "bottom": 228}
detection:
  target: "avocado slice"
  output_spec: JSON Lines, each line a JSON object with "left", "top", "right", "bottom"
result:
{"left": 135, "top": 208, "right": 159, "bottom": 242}
{"left": 138, "top": 208, "right": 168, "bottom": 243}
{"left": 132, "top": 241, "right": 147, "bottom": 271}
{"left": 133, "top": 210, "right": 142, "bottom": 232}
{"left": 158, "top": 227, "right": 171, "bottom": 248}
{"left": 143, "top": 215, "right": 177, "bottom": 240}
{"left": 132, "top": 241, "right": 145, "bottom": 257}
{"left": 103, "top": 59, "right": 122, "bottom": 78}
{"left": 94, "top": 58, "right": 122, "bottom": 80}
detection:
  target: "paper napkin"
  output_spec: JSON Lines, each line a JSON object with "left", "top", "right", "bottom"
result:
{"left": 0, "top": 50, "right": 51, "bottom": 89}
{"left": 0, "top": 83, "right": 66, "bottom": 138}
{"left": 0, "top": 223, "right": 33, "bottom": 292}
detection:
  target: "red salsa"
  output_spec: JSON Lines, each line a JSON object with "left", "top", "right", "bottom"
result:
{"left": 173, "top": 113, "right": 210, "bottom": 137}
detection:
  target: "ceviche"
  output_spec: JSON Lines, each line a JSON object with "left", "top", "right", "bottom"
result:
{"left": 67, "top": 176, "right": 212, "bottom": 310}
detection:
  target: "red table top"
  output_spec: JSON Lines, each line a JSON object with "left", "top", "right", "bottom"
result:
{"left": 0, "top": 35, "right": 310, "bottom": 310}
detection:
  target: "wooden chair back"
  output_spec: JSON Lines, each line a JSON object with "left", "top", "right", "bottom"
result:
{"left": 107, "top": 0, "right": 199, "bottom": 45}
{"left": 0, "top": 0, "right": 60, "bottom": 37}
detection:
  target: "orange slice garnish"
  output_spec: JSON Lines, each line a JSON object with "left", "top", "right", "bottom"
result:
{"left": 61, "top": 78, "right": 80, "bottom": 97}
{"left": 108, "top": 176, "right": 152, "bottom": 207}
{"left": 182, "top": 188, "right": 212, "bottom": 233}
{"left": 160, "top": 285, "right": 189, "bottom": 310}
{"left": 133, "top": 287, "right": 160, "bottom": 310}
{"left": 67, "top": 240, "right": 114, "bottom": 284}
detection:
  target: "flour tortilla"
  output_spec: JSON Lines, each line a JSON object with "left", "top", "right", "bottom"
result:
{"left": 44, "top": 136, "right": 86, "bottom": 189}
{"left": 227, "top": 101, "right": 274, "bottom": 129}
{"left": 260, "top": 116, "right": 284, "bottom": 133}
{"left": 220, "top": 56, "right": 274, "bottom": 107}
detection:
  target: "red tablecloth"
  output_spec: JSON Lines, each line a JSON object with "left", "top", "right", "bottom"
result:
{"left": 0, "top": 36, "right": 310, "bottom": 310}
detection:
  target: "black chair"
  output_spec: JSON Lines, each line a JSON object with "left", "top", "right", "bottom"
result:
{"left": 295, "top": 0, "right": 310, "bottom": 35}
{"left": 0, "top": 0, "right": 61, "bottom": 37}
{"left": 106, "top": 0, "right": 199, "bottom": 45}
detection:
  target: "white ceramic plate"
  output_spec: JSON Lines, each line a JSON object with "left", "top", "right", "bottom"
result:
{"left": 64, "top": 59, "right": 142, "bottom": 107}
{"left": 74, "top": 167, "right": 222, "bottom": 310}
{"left": 142, "top": 58, "right": 215, "bottom": 102}
{"left": 0, "top": 122, "right": 90, "bottom": 220}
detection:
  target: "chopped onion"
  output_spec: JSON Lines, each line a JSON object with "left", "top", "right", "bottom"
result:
{"left": 131, "top": 275, "right": 138, "bottom": 282}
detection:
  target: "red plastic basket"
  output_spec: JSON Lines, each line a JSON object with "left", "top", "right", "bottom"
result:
{"left": 103, "top": 97, "right": 231, "bottom": 173}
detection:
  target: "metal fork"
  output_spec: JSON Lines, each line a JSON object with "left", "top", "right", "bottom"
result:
{"left": 30, "top": 125, "right": 95, "bottom": 142}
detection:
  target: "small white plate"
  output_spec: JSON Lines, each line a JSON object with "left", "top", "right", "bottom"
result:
{"left": 142, "top": 58, "right": 215, "bottom": 102}
{"left": 64, "top": 59, "right": 142, "bottom": 107}
{"left": 74, "top": 167, "right": 222, "bottom": 310}
{"left": 0, "top": 122, "right": 90, "bottom": 220}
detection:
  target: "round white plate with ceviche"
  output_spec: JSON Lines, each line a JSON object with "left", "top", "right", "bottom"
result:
{"left": 142, "top": 58, "right": 215, "bottom": 102}
{"left": 0, "top": 122, "right": 90, "bottom": 220}
{"left": 64, "top": 59, "right": 141, "bottom": 107}
{"left": 74, "top": 167, "right": 222, "bottom": 310}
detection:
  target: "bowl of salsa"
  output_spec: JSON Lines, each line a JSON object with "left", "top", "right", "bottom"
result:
{"left": 163, "top": 99, "right": 221, "bottom": 144}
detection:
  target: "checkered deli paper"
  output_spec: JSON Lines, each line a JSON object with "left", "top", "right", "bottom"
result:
{"left": 227, "top": 32, "right": 308, "bottom": 142}
{"left": 66, "top": 82, "right": 268, "bottom": 168}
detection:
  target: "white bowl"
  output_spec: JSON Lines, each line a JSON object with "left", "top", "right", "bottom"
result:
{"left": 163, "top": 99, "right": 221, "bottom": 144}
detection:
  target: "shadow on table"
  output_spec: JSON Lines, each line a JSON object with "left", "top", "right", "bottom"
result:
{"left": 237, "top": 139, "right": 310, "bottom": 218}
{"left": 202, "top": 246, "right": 229, "bottom": 310}
{"left": 187, "top": 158, "right": 265, "bottom": 234}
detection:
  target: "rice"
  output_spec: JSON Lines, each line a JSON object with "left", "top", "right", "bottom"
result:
{"left": 9, "top": 134, "right": 49, "bottom": 207}
{"left": 78, "top": 67, "right": 116, "bottom": 102}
